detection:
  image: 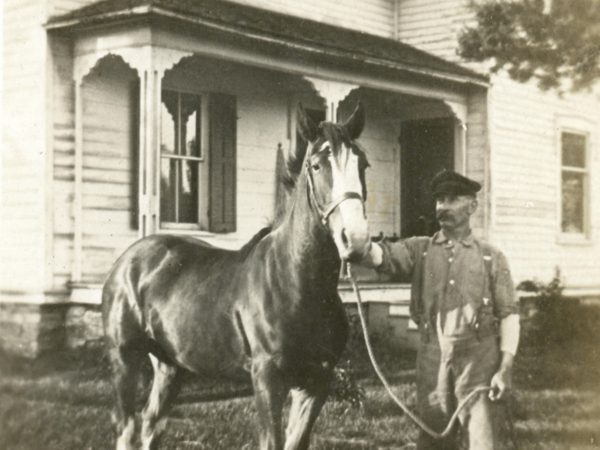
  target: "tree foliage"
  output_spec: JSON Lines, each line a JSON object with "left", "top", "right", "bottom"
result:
{"left": 458, "top": 0, "right": 600, "bottom": 91}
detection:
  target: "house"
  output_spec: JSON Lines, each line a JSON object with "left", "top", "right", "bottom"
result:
{"left": 1, "top": 0, "right": 599, "bottom": 356}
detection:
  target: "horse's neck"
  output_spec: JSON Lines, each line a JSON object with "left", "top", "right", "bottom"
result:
{"left": 272, "top": 176, "right": 340, "bottom": 288}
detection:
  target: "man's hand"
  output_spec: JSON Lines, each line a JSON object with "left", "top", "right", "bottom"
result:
{"left": 359, "top": 242, "right": 383, "bottom": 268}
{"left": 489, "top": 351, "right": 514, "bottom": 401}
{"left": 489, "top": 368, "right": 512, "bottom": 401}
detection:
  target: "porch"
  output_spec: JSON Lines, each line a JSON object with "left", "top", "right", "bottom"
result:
{"left": 4, "top": 0, "right": 491, "bottom": 354}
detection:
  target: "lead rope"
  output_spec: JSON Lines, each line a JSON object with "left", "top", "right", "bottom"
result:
{"left": 345, "top": 262, "right": 492, "bottom": 439}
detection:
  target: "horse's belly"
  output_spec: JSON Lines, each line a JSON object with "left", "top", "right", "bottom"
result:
{"left": 177, "top": 349, "right": 250, "bottom": 381}
{"left": 147, "top": 298, "right": 249, "bottom": 379}
{"left": 160, "top": 332, "right": 250, "bottom": 380}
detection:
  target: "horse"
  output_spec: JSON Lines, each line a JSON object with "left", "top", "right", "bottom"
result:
{"left": 102, "top": 103, "right": 371, "bottom": 450}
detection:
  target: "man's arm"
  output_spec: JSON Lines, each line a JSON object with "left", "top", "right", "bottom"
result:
{"left": 490, "top": 314, "right": 520, "bottom": 401}
{"left": 359, "top": 237, "right": 423, "bottom": 280}
{"left": 489, "top": 251, "right": 521, "bottom": 401}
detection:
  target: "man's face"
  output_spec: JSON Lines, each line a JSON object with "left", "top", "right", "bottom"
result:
{"left": 435, "top": 194, "right": 477, "bottom": 230}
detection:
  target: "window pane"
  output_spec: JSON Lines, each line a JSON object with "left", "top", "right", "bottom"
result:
{"left": 178, "top": 160, "right": 199, "bottom": 223}
{"left": 561, "top": 171, "right": 584, "bottom": 233}
{"left": 561, "top": 132, "right": 586, "bottom": 168}
{"left": 181, "top": 94, "right": 201, "bottom": 157}
{"left": 161, "top": 90, "right": 178, "bottom": 155}
{"left": 160, "top": 158, "right": 177, "bottom": 223}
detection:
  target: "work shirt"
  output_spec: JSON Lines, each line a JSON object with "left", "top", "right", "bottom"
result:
{"left": 377, "top": 231, "right": 518, "bottom": 339}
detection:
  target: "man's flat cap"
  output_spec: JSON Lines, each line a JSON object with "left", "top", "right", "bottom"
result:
{"left": 431, "top": 170, "right": 481, "bottom": 197}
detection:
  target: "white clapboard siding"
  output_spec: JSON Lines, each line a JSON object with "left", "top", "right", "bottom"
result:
{"left": 52, "top": 236, "right": 73, "bottom": 284}
{"left": 466, "top": 90, "right": 488, "bottom": 235}
{"left": 53, "top": 182, "right": 74, "bottom": 235}
{"left": 396, "top": 0, "right": 473, "bottom": 63}
{"left": 80, "top": 58, "right": 139, "bottom": 284}
{"left": 0, "top": 0, "right": 49, "bottom": 295}
{"left": 237, "top": 193, "right": 274, "bottom": 218}
{"left": 230, "top": 0, "right": 394, "bottom": 37}
{"left": 488, "top": 74, "right": 600, "bottom": 287}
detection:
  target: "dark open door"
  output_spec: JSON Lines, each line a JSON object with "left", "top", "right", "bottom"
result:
{"left": 400, "top": 117, "right": 454, "bottom": 238}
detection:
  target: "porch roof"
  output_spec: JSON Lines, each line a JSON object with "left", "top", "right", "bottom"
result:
{"left": 46, "top": 0, "right": 488, "bottom": 87}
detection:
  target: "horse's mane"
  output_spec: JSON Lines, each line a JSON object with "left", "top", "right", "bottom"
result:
{"left": 281, "top": 146, "right": 306, "bottom": 193}
{"left": 238, "top": 226, "right": 272, "bottom": 260}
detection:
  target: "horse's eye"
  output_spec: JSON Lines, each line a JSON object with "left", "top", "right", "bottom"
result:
{"left": 311, "top": 163, "right": 320, "bottom": 172}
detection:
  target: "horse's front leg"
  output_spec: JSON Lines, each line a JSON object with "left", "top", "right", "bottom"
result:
{"left": 252, "top": 359, "right": 289, "bottom": 450}
{"left": 284, "top": 380, "right": 330, "bottom": 450}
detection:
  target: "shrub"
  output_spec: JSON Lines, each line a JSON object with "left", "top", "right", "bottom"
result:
{"left": 330, "top": 308, "right": 402, "bottom": 412}
{"left": 331, "top": 360, "right": 365, "bottom": 412}
{"left": 517, "top": 267, "right": 564, "bottom": 313}
{"left": 516, "top": 267, "right": 595, "bottom": 346}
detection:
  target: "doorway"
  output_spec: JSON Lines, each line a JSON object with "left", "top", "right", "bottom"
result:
{"left": 400, "top": 117, "right": 454, "bottom": 238}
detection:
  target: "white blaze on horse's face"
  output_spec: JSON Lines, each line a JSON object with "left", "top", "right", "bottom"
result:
{"left": 327, "top": 142, "right": 370, "bottom": 262}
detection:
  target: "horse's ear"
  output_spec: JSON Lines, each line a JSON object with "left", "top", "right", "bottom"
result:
{"left": 297, "top": 103, "right": 318, "bottom": 143}
{"left": 342, "top": 102, "right": 365, "bottom": 140}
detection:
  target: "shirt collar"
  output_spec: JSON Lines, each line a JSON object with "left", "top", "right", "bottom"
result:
{"left": 433, "top": 230, "right": 475, "bottom": 247}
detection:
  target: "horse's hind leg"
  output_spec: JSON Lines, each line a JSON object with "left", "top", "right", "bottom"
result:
{"left": 284, "top": 384, "right": 330, "bottom": 450}
{"left": 140, "top": 354, "right": 181, "bottom": 450}
{"left": 108, "top": 344, "right": 145, "bottom": 450}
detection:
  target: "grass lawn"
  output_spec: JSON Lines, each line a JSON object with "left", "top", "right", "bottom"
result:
{"left": 0, "top": 299, "right": 599, "bottom": 450}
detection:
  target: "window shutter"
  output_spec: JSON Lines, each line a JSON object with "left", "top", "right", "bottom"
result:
{"left": 209, "top": 93, "right": 237, "bottom": 233}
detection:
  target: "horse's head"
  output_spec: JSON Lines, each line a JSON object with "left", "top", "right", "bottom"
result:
{"left": 295, "top": 103, "right": 371, "bottom": 262}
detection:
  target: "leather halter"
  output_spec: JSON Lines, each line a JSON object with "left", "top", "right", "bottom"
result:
{"left": 305, "top": 159, "right": 364, "bottom": 226}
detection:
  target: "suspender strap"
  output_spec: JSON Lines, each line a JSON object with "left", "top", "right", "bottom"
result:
{"left": 472, "top": 243, "right": 495, "bottom": 339}
{"left": 481, "top": 242, "right": 495, "bottom": 308}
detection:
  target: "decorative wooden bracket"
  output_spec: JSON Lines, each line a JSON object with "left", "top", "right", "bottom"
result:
{"left": 304, "top": 77, "right": 359, "bottom": 121}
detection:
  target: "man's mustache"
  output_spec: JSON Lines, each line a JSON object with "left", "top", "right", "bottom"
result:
{"left": 437, "top": 211, "right": 453, "bottom": 221}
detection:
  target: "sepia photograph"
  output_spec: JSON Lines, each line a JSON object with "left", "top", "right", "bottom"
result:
{"left": 1, "top": 0, "right": 599, "bottom": 448}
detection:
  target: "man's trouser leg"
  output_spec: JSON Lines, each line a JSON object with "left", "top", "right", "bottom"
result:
{"left": 416, "top": 337, "right": 459, "bottom": 450}
{"left": 454, "top": 335, "right": 500, "bottom": 450}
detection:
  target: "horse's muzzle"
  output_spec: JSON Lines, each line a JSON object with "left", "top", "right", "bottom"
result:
{"left": 336, "top": 213, "right": 370, "bottom": 262}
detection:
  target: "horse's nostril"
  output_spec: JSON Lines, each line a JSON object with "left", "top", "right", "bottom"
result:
{"left": 341, "top": 228, "right": 349, "bottom": 247}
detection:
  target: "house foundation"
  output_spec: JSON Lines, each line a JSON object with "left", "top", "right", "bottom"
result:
{"left": 0, "top": 303, "right": 102, "bottom": 357}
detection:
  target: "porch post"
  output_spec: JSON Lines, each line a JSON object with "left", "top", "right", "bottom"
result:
{"left": 444, "top": 100, "right": 468, "bottom": 175}
{"left": 304, "top": 77, "right": 359, "bottom": 121}
{"left": 72, "top": 80, "right": 83, "bottom": 282}
{"left": 138, "top": 48, "right": 193, "bottom": 237}
{"left": 138, "top": 68, "right": 161, "bottom": 237}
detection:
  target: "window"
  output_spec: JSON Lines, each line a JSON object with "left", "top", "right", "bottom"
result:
{"left": 159, "top": 90, "right": 236, "bottom": 232}
{"left": 560, "top": 131, "right": 589, "bottom": 235}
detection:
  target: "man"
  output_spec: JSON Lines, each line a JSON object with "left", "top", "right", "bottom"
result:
{"left": 361, "top": 170, "right": 520, "bottom": 449}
